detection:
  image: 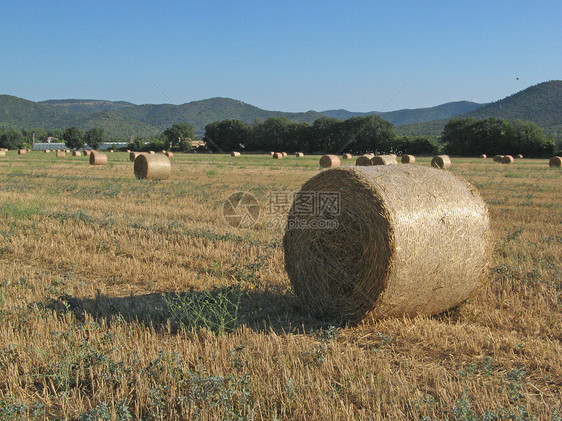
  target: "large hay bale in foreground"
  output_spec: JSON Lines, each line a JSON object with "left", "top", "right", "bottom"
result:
{"left": 431, "top": 155, "right": 451, "bottom": 169}
{"left": 89, "top": 152, "right": 107, "bottom": 165}
{"left": 356, "top": 154, "right": 375, "bottom": 166}
{"left": 283, "top": 165, "right": 491, "bottom": 322}
{"left": 18, "top": 149, "right": 26, "bottom": 155}
{"left": 134, "top": 153, "right": 171, "bottom": 180}
{"left": 56, "top": 150, "right": 66, "bottom": 158}
{"left": 342, "top": 153, "right": 352, "bottom": 160}
{"left": 273, "top": 152, "right": 283, "bottom": 159}
{"left": 549, "top": 156, "right": 562, "bottom": 167}
{"left": 401, "top": 154, "right": 415, "bottom": 164}
{"left": 501, "top": 155, "right": 514, "bottom": 164}
{"left": 319, "top": 155, "right": 341, "bottom": 168}
{"left": 371, "top": 155, "right": 397, "bottom": 165}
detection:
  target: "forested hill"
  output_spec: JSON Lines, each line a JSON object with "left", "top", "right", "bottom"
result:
{"left": 395, "top": 80, "right": 562, "bottom": 140}
{"left": 39, "top": 99, "right": 135, "bottom": 113}
{"left": 322, "top": 101, "right": 483, "bottom": 124}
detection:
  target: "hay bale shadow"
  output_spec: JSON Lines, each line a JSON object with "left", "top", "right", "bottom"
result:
{"left": 44, "top": 286, "right": 343, "bottom": 335}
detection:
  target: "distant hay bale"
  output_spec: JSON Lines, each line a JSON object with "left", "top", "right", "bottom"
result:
{"left": 269, "top": 151, "right": 275, "bottom": 156}
{"left": 319, "top": 155, "right": 341, "bottom": 168}
{"left": 129, "top": 152, "right": 143, "bottom": 162}
{"left": 0, "top": 151, "right": 5, "bottom": 157}
{"left": 55, "top": 150, "right": 66, "bottom": 158}
{"left": 45, "top": 150, "right": 51, "bottom": 154}
{"left": 83, "top": 150, "right": 92, "bottom": 156}
{"left": 149, "top": 151, "right": 155, "bottom": 154}
{"left": 109, "top": 149, "right": 114, "bottom": 153}
{"left": 126, "top": 149, "right": 131, "bottom": 153}
{"left": 356, "top": 154, "right": 375, "bottom": 166}
{"left": 295, "top": 152, "right": 304, "bottom": 157}
{"left": 231, "top": 151, "right": 241, "bottom": 157}
{"left": 401, "top": 154, "right": 415, "bottom": 164}
{"left": 282, "top": 152, "right": 288, "bottom": 157}
{"left": 134, "top": 153, "right": 171, "bottom": 180}
{"left": 283, "top": 165, "right": 491, "bottom": 322}
{"left": 371, "top": 155, "right": 397, "bottom": 165}
{"left": 161, "top": 150, "right": 166, "bottom": 154}
{"left": 549, "top": 156, "right": 561, "bottom": 167}
{"left": 501, "top": 155, "right": 514, "bottom": 164}
{"left": 273, "top": 152, "right": 283, "bottom": 159}
{"left": 516, "top": 154, "right": 523, "bottom": 159}
{"left": 89, "top": 151, "right": 107, "bottom": 165}
{"left": 65, "top": 149, "right": 71, "bottom": 153}
{"left": 18, "top": 149, "right": 26, "bottom": 155}
{"left": 165, "top": 151, "right": 174, "bottom": 158}
{"left": 389, "top": 153, "right": 397, "bottom": 158}
{"left": 480, "top": 154, "right": 487, "bottom": 159}
{"left": 72, "top": 151, "right": 81, "bottom": 156}
{"left": 342, "top": 153, "right": 352, "bottom": 160}
{"left": 493, "top": 155, "right": 504, "bottom": 162}
{"left": 431, "top": 155, "right": 451, "bottom": 169}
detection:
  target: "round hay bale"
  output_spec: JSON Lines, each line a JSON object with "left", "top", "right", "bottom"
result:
{"left": 295, "top": 152, "right": 304, "bottom": 157}
{"left": 165, "top": 151, "right": 174, "bottom": 158}
{"left": 283, "top": 165, "right": 491, "bottom": 322}
{"left": 65, "top": 149, "right": 71, "bottom": 153}
{"left": 83, "top": 150, "right": 91, "bottom": 156}
{"left": 149, "top": 151, "right": 155, "bottom": 154}
{"left": 371, "top": 155, "right": 397, "bottom": 165}
{"left": 480, "top": 154, "right": 487, "bottom": 159}
{"left": 134, "top": 153, "right": 171, "bottom": 180}
{"left": 89, "top": 151, "right": 107, "bottom": 165}
{"left": 493, "top": 155, "right": 504, "bottom": 162}
{"left": 161, "top": 150, "right": 166, "bottom": 154}
{"left": 431, "top": 155, "right": 451, "bottom": 169}
{"left": 55, "top": 150, "right": 66, "bottom": 158}
{"left": 401, "top": 154, "right": 415, "bottom": 164}
{"left": 389, "top": 153, "right": 397, "bottom": 158}
{"left": 231, "top": 151, "right": 241, "bottom": 157}
{"left": 109, "top": 149, "right": 114, "bottom": 153}
{"left": 356, "top": 154, "right": 375, "bottom": 166}
{"left": 549, "top": 156, "right": 561, "bottom": 167}
{"left": 273, "top": 152, "right": 283, "bottom": 159}
{"left": 18, "top": 149, "right": 26, "bottom": 155}
{"left": 516, "top": 154, "right": 523, "bottom": 159}
{"left": 129, "top": 152, "right": 143, "bottom": 162}
{"left": 72, "top": 150, "right": 81, "bottom": 156}
{"left": 269, "top": 151, "right": 275, "bottom": 156}
{"left": 0, "top": 151, "right": 6, "bottom": 157}
{"left": 342, "top": 153, "right": 352, "bottom": 160}
{"left": 282, "top": 152, "right": 288, "bottom": 157}
{"left": 126, "top": 149, "right": 131, "bottom": 153}
{"left": 501, "top": 155, "right": 514, "bottom": 164}
{"left": 44, "top": 150, "right": 51, "bottom": 153}
{"left": 319, "top": 155, "right": 341, "bottom": 168}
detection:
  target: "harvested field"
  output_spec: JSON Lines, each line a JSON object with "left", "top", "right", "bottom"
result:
{"left": 0, "top": 153, "right": 560, "bottom": 420}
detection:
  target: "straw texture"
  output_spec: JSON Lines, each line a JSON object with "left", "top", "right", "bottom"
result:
{"left": 431, "top": 155, "right": 451, "bottom": 169}
{"left": 283, "top": 165, "right": 491, "bottom": 322}
{"left": 356, "top": 154, "right": 375, "bottom": 166}
{"left": 89, "top": 152, "right": 107, "bottom": 165}
{"left": 401, "top": 155, "right": 415, "bottom": 164}
{"left": 319, "top": 155, "right": 341, "bottom": 168}
{"left": 371, "top": 155, "right": 397, "bottom": 166}
{"left": 134, "top": 153, "right": 171, "bottom": 180}
{"left": 549, "top": 156, "right": 561, "bottom": 167}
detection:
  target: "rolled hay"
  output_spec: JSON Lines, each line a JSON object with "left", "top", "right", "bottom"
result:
{"left": 501, "top": 155, "right": 514, "bottom": 164}
{"left": 516, "top": 154, "right": 523, "bottom": 159}
{"left": 83, "top": 150, "right": 91, "bottom": 156}
{"left": 231, "top": 151, "right": 241, "bottom": 157}
{"left": 89, "top": 151, "right": 107, "bottom": 165}
{"left": 493, "top": 155, "right": 504, "bottom": 162}
{"left": 282, "top": 152, "right": 288, "bottom": 157}
{"left": 389, "top": 153, "right": 397, "bottom": 158}
{"left": 0, "top": 151, "right": 5, "bottom": 157}
{"left": 283, "top": 165, "right": 491, "bottom": 322}
{"left": 18, "top": 149, "right": 26, "bottom": 155}
{"left": 55, "top": 150, "right": 66, "bottom": 158}
{"left": 72, "top": 150, "right": 81, "bottom": 156}
{"left": 549, "top": 156, "right": 561, "bottom": 167}
{"left": 319, "top": 154, "right": 341, "bottom": 168}
{"left": 480, "top": 154, "right": 487, "bottom": 159}
{"left": 44, "top": 150, "right": 51, "bottom": 153}
{"left": 129, "top": 152, "right": 143, "bottom": 162}
{"left": 342, "top": 153, "right": 352, "bottom": 160}
{"left": 401, "top": 154, "right": 415, "bottom": 164}
{"left": 134, "top": 153, "right": 171, "bottom": 180}
{"left": 165, "top": 151, "right": 174, "bottom": 158}
{"left": 273, "top": 152, "right": 284, "bottom": 159}
{"left": 149, "top": 151, "right": 155, "bottom": 154}
{"left": 269, "top": 151, "right": 275, "bottom": 156}
{"left": 371, "top": 155, "right": 397, "bottom": 165}
{"left": 65, "top": 149, "right": 71, "bottom": 153}
{"left": 431, "top": 155, "right": 451, "bottom": 169}
{"left": 295, "top": 152, "right": 304, "bottom": 157}
{"left": 356, "top": 154, "right": 375, "bottom": 166}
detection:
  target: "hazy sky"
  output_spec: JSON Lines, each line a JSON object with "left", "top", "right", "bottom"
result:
{"left": 2, "top": 1, "right": 560, "bottom": 112}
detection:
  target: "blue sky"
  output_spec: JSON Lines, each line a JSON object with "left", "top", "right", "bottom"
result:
{"left": 1, "top": 1, "right": 560, "bottom": 112}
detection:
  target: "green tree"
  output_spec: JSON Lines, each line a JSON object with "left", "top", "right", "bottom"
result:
{"left": 0, "top": 129, "right": 26, "bottom": 149}
{"left": 63, "top": 127, "right": 85, "bottom": 150}
{"left": 85, "top": 128, "right": 105, "bottom": 149}
{"left": 163, "top": 123, "right": 194, "bottom": 151}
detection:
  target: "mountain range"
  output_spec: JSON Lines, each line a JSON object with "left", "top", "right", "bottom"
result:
{"left": 0, "top": 80, "right": 560, "bottom": 141}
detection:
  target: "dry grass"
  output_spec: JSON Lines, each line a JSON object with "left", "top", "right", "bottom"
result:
{"left": 0, "top": 152, "right": 560, "bottom": 420}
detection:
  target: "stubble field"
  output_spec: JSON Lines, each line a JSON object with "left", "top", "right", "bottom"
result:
{"left": 0, "top": 151, "right": 560, "bottom": 420}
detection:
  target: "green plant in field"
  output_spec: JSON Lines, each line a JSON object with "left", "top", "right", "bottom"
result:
{"left": 162, "top": 287, "right": 242, "bottom": 335}
{"left": 0, "top": 200, "right": 43, "bottom": 219}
